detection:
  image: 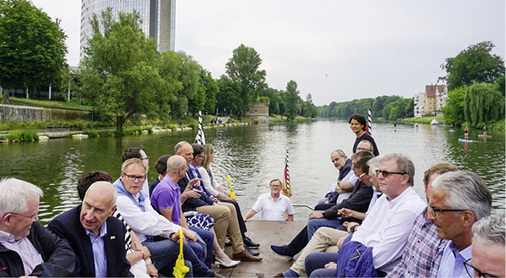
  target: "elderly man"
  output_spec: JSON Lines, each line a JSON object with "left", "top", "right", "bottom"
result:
{"left": 306, "top": 153, "right": 426, "bottom": 277}
{"left": 0, "top": 178, "right": 75, "bottom": 277}
{"left": 387, "top": 162, "right": 458, "bottom": 278}
{"left": 356, "top": 139, "right": 374, "bottom": 154}
{"left": 271, "top": 151, "right": 374, "bottom": 257}
{"left": 428, "top": 171, "right": 492, "bottom": 278}
{"left": 112, "top": 158, "right": 216, "bottom": 277}
{"left": 315, "top": 149, "right": 358, "bottom": 211}
{"left": 48, "top": 181, "right": 132, "bottom": 277}
{"left": 467, "top": 211, "right": 505, "bottom": 278}
{"left": 243, "top": 179, "right": 295, "bottom": 221}
{"left": 174, "top": 141, "right": 261, "bottom": 261}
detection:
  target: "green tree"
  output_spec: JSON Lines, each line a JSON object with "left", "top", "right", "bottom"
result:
{"left": 0, "top": 0, "right": 67, "bottom": 103}
{"left": 284, "top": 80, "right": 300, "bottom": 121}
{"left": 199, "top": 69, "right": 218, "bottom": 115}
{"left": 303, "top": 94, "right": 317, "bottom": 118}
{"left": 79, "top": 9, "right": 168, "bottom": 132}
{"left": 441, "top": 41, "right": 505, "bottom": 91}
{"left": 464, "top": 82, "right": 504, "bottom": 127}
{"left": 177, "top": 51, "right": 201, "bottom": 116}
{"left": 216, "top": 76, "right": 240, "bottom": 115}
{"left": 225, "top": 44, "right": 266, "bottom": 116}
{"left": 441, "top": 86, "right": 467, "bottom": 126}
{"left": 155, "top": 50, "right": 183, "bottom": 120}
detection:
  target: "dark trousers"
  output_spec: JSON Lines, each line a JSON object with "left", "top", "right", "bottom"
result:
{"left": 284, "top": 226, "right": 309, "bottom": 256}
{"left": 218, "top": 198, "right": 248, "bottom": 237}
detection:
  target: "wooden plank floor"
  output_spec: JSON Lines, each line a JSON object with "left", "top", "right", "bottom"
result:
{"left": 213, "top": 220, "right": 307, "bottom": 277}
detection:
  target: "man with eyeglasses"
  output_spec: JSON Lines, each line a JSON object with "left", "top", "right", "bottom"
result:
{"left": 468, "top": 211, "right": 505, "bottom": 278}
{"left": 387, "top": 162, "right": 458, "bottom": 278}
{"left": 48, "top": 181, "right": 132, "bottom": 277}
{"left": 244, "top": 179, "right": 295, "bottom": 222}
{"left": 428, "top": 171, "right": 492, "bottom": 278}
{"left": 122, "top": 145, "right": 150, "bottom": 196}
{"left": 112, "top": 158, "right": 217, "bottom": 277}
{"left": 306, "top": 153, "right": 426, "bottom": 277}
{"left": 356, "top": 139, "right": 374, "bottom": 154}
{"left": 0, "top": 178, "right": 75, "bottom": 277}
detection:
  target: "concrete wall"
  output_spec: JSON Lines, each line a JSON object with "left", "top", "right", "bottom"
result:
{"left": 244, "top": 102, "right": 269, "bottom": 122}
{"left": 0, "top": 104, "right": 90, "bottom": 122}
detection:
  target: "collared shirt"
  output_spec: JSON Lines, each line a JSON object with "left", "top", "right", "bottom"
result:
{"left": 0, "top": 229, "right": 43, "bottom": 275}
{"left": 113, "top": 178, "right": 180, "bottom": 243}
{"left": 335, "top": 169, "right": 360, "bottom": 204}
{"left": 86, "top": 222, "right": 108, "bottom": 278}
{"left": 351, "top": 186, "right": 426, "bottom": 273}
{"left": 151, "top": 175, "right": 182, "bottom": 224}
{"left": 437, "top": 241, "right": 472, "bottom": 278}
{"left": 387, "top": 207, "right": 448, "bottom": 278}
{"left": 365, "top": 187, "right": 380, "bottom": 217}
{"left": 251, "top": 193, "right": 295, "bottom": 221}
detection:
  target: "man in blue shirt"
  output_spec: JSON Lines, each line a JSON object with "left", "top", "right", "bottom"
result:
{"left": 428, "top": 171, "right": 492, "bottom": 278}
{"left": 48, "top": 181, "right": 132, "bottom": 277}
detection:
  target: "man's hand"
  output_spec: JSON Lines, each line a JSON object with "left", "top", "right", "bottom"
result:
{"left": 211, "top": 196, "right": 219, "bottom": 202}
{"left": 337, "top": 236, "right": 347, "bottom": 249}
{"left": 308, "top": 211, "right": 324, "bottom": 220}
{"left": 338, "top": 208, "right": 354, "bottom": 218}
{"left": 188, "top": 178, "right": 201, "bottom": 188}
{"left": 182, "top": 227, "right": 197, "bottom": 243}
{"left": 181, "top": 186, "right": 201, "bottom": 202}
{"left": 324, "top": 262, "right": 337, "bottom": 269}
{"left": 146, "top": 262, "right": 158, "bottom": 277}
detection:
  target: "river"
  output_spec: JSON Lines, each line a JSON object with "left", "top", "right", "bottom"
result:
{"left": 0, "top": 119, "right": 504, "bottom": 225}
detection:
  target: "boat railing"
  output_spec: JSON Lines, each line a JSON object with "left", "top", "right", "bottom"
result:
{"left": 292, "top": 204, "right": 314, "bottom": 211}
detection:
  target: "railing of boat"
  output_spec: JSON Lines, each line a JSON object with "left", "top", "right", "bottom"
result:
{"left": 292, "top": 204, "right": 314, "bottom": 210}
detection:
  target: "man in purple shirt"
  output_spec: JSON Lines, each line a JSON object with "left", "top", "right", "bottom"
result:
{"left": 150, "top": 155, "right": 214, "bottom": 269}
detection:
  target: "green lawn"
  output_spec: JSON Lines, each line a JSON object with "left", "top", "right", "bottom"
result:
{"left": 7, "top": 97, "right": 92, "bottom": 110}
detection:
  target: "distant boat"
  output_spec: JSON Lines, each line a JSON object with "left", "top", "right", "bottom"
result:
{"left": 449, "top": 129, "right": 455, "bottom": 132}
{"left": 430, "top": 119, "right": 439, "bottom": 125}
{"left": 459, "top": 138, "right": 474, "bottom": 143}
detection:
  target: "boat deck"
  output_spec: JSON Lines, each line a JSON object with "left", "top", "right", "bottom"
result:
{"left": 213, "top": 220, "right": 307, "bottom": 277}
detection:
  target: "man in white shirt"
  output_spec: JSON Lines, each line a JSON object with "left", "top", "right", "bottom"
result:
{"left": 428, "top": 171, "right": 492, "bottom": 278}
{"left": 0, "top": 178, "right": 75, "bottom": 277}
{"left": 305, "top": 153, "right": 426, "bottom": 277}
{"left": 243, "top": 179, "right": 295, "bottom": 221}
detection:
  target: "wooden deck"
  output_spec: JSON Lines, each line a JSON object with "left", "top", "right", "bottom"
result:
{"left": 213, "top": 220, "right": 307, "bottom": 277}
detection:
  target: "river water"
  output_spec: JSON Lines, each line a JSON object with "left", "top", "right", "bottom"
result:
{"left": 0, "top": 120, "right": 504, "bottom": 225}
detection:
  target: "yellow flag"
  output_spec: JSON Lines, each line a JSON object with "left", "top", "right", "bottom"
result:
{"left": 173, "top": 229, "right": 189, "bottom": 278}
{"left": 226, "top": 175, "right": 236, "bottom": 199}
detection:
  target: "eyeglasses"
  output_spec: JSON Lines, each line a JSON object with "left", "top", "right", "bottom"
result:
{"left": 270, "top": 184, "right": 282, "bottom": 188}
{"left": 375, "top": 170, "right": 406, "bottom": 178}
{"left": 141, "top": 156, "right": 149, "bottom": 161}
{"left": 428, "top": 205, "right": 467, "bottom": 217}
{"left": 356, "top": 148, "right": 372, "bottom": 152}
{"left": 197, "top": 155, "right": 205, "bottom": 159}
{"left": 464, "top": 258, "right": 498, "bottom": 278}
{"left": 358, "top": 173, "right": 366, "bottom": 179}
{"left": 8, "top": 212, "right": 38, "bottom": 221}
{"left": 123, "top": 173, "right": 146, "bottom": 182}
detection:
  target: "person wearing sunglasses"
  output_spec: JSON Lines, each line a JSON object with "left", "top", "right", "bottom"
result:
{"left": 468, "top": 211, "right": 505, "bottom": 278}
{"left": 0, "top": 178, "right": 75, "bottom": 277}
{"left": 428, "top": 171, "right": 492, "bottom": 278}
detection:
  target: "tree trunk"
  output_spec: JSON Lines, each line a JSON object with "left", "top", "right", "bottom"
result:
{"left": 2, "top": 88, "right": 9, "bottom": 104}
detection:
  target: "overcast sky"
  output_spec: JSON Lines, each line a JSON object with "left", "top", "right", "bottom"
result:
{"left": 31, "top": 0, "right": 505, "bottom": 106}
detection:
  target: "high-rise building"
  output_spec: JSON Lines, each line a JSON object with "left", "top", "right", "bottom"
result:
{"left": 79, "top": 0, "right": 175, "bottom": 61}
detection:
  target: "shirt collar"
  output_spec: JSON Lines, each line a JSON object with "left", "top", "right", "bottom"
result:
{"left": 85, "top": 221, "right": 108, "bottom": 239}
{"left": 0, "top": 229, "right": 16, "bottom": 243}
{"left": 449, "top": 240, "right": 472, "bottom": 260}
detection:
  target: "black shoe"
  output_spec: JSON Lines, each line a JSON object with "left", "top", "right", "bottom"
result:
{"left": 244, "top": 244, "right": 259, "bottom": 256}
{"left": 270, "top": 245, "right": 292, "bottom": 257}
{"left": 243, "top": 236, "right": 260, "bottom": 249}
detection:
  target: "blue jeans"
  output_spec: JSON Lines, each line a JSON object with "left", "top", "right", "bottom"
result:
{"left": 143, "top": 238, "right": 213, "bottom": 277}
{"left": 305, "top": 252, "right": 338, "bottom": 277}
{"left": 190, "top": 226, "right": 214, "bottom": 268}
{"left": 307, "top": 217, "right": 344, "bottom": 241}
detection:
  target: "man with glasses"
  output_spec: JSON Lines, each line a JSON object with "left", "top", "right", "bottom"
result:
{"left": 243, "top": 179, "right": 295, "bottom": 221}
{"left": 122, "top": 145, "right": 151, "bottom": 196}
{"left": 113, "top": 158, "right": 216, "bottom": 277}
{"left": 305, "top": 153, "right": 426, "bottom": 277}
{"left": 48, "top": 181, "right": 132, "bottom": 277}
{"left": 387, "top": 162, "right": 458, "bottom": 278}
{"left": 467, "top": 211, "right": 505, "bottom": 278}
{"left": 0, "top": 178, "right": 75, "bottom": 277}
{"left": 428, "top": 171, "right": 492, "bottom": 278}
{"left": 356, "top": 139, "right": 374, "bottom": 154}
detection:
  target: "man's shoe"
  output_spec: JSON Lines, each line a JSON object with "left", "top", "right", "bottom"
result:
{"left": 232, "top": 250, "right": 263, "bottom": 262}
{"left": 270, "top": 245, "right": 292, "bottom": 257}
{"left": 243, "top": 236, "right": 260, "bottom": 248}
{"left": 244, "top": 244, "right": 259, "bottom": 256}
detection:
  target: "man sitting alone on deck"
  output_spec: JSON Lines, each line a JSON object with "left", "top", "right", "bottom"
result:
{"left": 243, "top": 179, "right": 295, "bottom": 222}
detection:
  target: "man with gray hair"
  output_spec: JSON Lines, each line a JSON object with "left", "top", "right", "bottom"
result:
{"left": 468, "top": 211, "right": 505, "bottom": 277}
{"left": 0, "top": 178, "right": 75, "bottom": 277}
{"left": 428, "top": 171, "right": 492, "bottom": 278}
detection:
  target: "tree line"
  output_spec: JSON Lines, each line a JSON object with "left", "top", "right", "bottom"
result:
{"left": 0, "top": 3, "right": 316, "bottom": 132}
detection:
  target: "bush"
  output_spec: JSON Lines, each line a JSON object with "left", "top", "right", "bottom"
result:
{"left": 188, "top": 122, "right": 197, "bottom": 129}
{"left": 5, "top": 131, "right": 39, "bottom": 141}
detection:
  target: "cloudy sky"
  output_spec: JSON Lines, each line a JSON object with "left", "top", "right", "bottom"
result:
{"left": 31, "top": 0, "right": 505, "bottom": 106}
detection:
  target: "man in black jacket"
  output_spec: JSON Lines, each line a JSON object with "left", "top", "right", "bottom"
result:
{"left": 48, "top": 181, "right": 132, "bottom": 277}
{"left": 0, "top": 178, "right": 75, "bottom": 277}
{"left": 271, "top": 151, "right": 374, "bottom": 257}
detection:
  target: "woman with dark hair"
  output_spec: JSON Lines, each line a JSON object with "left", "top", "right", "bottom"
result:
{"left": 348, "top": 113, "right": 379, "bottom": 156}
{"left": 199, "top": 144, "right": 261, "bottom": 253}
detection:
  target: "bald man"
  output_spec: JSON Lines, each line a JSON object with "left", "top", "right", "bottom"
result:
{"left": 48, "top": 182, "right": 132, "bottom": 277}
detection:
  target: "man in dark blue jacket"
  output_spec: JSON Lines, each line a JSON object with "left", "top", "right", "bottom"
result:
{"left": 48, "top": 181, "right": 132, "bottom": 277}
{"left": 0, "top": 178, "right": 75, "bottom": 277}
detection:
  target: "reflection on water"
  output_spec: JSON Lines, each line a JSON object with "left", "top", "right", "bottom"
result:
{"left": 0, "top": 120, "right": 503, "bottom": 225}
